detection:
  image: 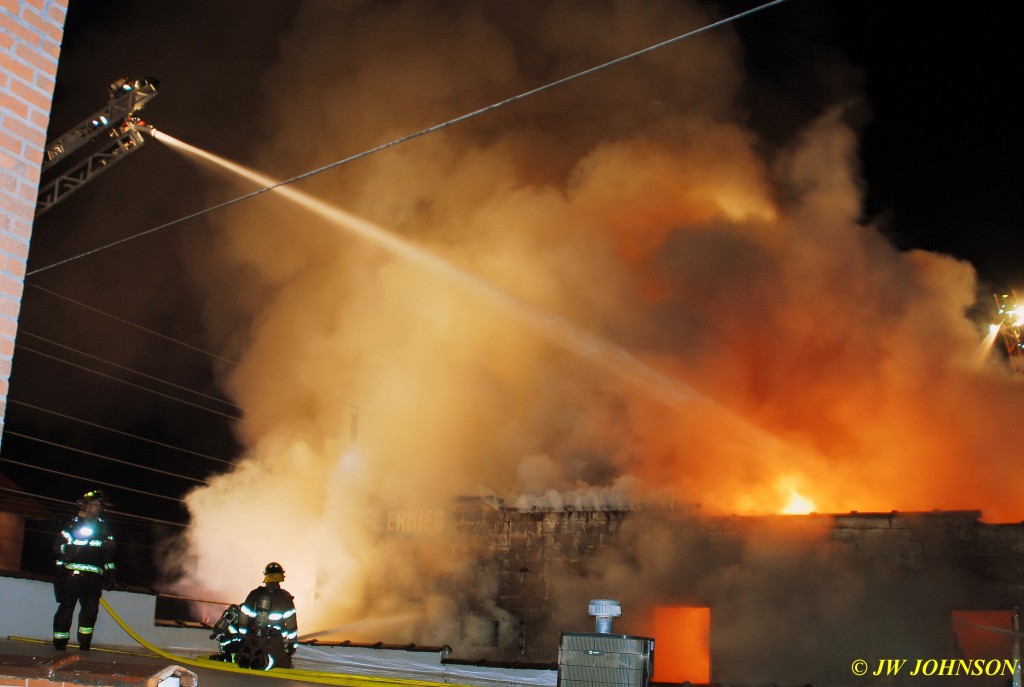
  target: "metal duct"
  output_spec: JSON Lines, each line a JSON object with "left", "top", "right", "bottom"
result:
{"left": 588, "top": 599, "right": 622, "bottom": 634}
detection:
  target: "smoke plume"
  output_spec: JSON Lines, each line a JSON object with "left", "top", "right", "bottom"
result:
{"left": 161, "top": 0, "right": 1024, "bottom": 669}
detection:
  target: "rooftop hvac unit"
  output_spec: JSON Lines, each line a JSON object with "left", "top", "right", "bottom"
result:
{"left": 557, "top": 632, "right": 655, "bottom": 687}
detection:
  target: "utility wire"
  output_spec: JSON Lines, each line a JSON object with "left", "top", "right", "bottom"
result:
{"left": 15, "top": 344, "right": 244, "bottom": 423}
{"left": 7, "top": 399, "right": 233, "bottom": 467}
{"left": 22, "top": 525, "right": 182, "bottom": 551}
{"left": 27, "top": 0, "right": 788, "bottom": 276}
{"left": 25, "top": 282, "right": 361, "bottom": 414}
{"left": 1, "top": 488, "right": 187, "bottom": 530}
{"left": 0, "top": 457, "right": 187, "bottom": 504}
{"left": 2, "top": 429, "right": 210, "bottom": 485}
{"left": 13, "top": 343, "right": 342, "bottom": 445}
{"left": 9, "top": 341, "right": 354, "bottom": 448}
{"left": 18, "top": 329, "right": 243, "bottom": 413}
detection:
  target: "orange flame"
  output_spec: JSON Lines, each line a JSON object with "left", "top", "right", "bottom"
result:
{"left": 780, "top": 490, "right": 817, "bottom": 515}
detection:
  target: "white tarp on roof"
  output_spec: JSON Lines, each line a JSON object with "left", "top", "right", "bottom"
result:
{"left": 293, "top": 644, "right": 557, "bottom": 687}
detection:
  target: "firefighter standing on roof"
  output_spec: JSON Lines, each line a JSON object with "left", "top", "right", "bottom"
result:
{"left": 52, "top": 490, "right": 117, "bottom": 651}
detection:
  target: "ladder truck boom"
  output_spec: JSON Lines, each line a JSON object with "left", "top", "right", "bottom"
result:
{"left": 41, "top": 77, "right": 158, "bottom": 172}
{"left": 35, "top": 78, "right": 159, "bottom": 216}
{"left": 36, "top": 117, "right": 153, "bottom": 216}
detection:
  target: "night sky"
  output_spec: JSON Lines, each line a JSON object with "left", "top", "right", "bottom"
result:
{"left": 3, "top": 0, "right": 1022, "bottom": 587}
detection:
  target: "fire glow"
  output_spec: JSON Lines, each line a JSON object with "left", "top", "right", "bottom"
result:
{"left": 780, "top": 490, "right": 816, "bottom": 515}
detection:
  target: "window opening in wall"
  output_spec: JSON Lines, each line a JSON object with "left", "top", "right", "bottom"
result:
{"left": 652, "top": 606, "right": 710, "bottom": 684}
{"left": 951, "top": 609, "right": 1020, "bottom": 687}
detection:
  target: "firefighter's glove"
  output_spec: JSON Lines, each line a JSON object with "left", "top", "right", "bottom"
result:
{"left": 103, "top": 570, "right": 117, "bottom": 591}
{"left": 285, "top": 643, "right": 296, "bottom": 656}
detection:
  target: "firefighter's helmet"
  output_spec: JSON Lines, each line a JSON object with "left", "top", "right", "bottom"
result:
{"left": 264, "top": 562, "right": 285, "bottom": 576}
{"left": 78, "top": 490, "right": 109, "bottom": 506}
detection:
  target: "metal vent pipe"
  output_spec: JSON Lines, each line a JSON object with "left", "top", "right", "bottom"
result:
{"left": 588, "top": 599, "right": 622, "bottom": 634}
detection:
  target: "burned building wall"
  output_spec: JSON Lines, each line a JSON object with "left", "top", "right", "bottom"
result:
{"left": 449, "top": 498, "right": 649, "bottom": 658}
{"left": 446, "top": 501, "right": 1024, "bottom": 683}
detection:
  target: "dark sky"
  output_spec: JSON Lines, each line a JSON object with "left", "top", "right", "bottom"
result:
{"left": 3, "top": 0, "right": 1021, "bottom": 585}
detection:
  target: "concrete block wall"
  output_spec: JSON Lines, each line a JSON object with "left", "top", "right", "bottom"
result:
{"left": 449, "top": 502, "right": 646, "bottom": 659}
{"left": 452, "top": 503, "right": 627, "bottom": 620}
{"left": 0, "top": 0, "right": 68, "bottom": 445}
{"left": 0, "top": 575, "right": 210, "bottom": 651}
{"left": 449, "top": 503, "right": 1024, "bottom": 662}
{"left": 828, "top": 510, "right": 983, "bottom": 567}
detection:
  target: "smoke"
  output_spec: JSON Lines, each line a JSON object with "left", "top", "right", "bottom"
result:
{"left": 160, "top": 0, "right": 1024, "bottom": 669}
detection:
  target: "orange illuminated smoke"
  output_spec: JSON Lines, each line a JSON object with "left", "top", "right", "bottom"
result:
{"left": 653, "top": 606, "right": 710, "bottom": 684}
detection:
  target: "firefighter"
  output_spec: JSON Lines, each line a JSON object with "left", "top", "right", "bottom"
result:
{"left": 52, "top": 490, "right": 117, "bottom": 651}
{"left": 207, "top": 603, "right": 245, "bottom": 662}
{"left": 232, "top": 562, "right": 299, "bottom": 670}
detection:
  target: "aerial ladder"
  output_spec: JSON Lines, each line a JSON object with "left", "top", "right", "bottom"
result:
{"left": 35, "top": 77, "right": 158, "bottom": 216}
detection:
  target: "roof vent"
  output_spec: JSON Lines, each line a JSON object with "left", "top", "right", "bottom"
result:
{"left": 588, "top": 599, "right": 622, "bottom": 634}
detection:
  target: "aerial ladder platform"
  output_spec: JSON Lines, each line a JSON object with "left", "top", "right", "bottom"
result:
{"left": 995, "top": 291, "right": 1024, "bottom": 377}
{"left": 35, "top": 77, "right": 158, "bottom": 216}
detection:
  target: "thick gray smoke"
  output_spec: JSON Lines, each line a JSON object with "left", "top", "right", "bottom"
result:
{"left": 160, "top": 0, "right": 1024, "bottom": 672}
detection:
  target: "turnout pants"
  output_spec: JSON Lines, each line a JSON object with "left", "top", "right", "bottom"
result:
{"left": 53, "top": 571, "right": 103, "bottom": 647}
{"left": 236, "top": 633, "right": 292, "bottom": 670}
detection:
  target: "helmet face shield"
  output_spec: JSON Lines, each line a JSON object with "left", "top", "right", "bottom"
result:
{"left": 263, "top": 561, "right": 285, "bottom": 582}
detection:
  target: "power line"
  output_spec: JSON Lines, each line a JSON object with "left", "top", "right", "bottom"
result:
{"left": 24, "top": 282, "right": 362, "bottom": 414}
{"left": 0, "top": 487, "right": 186, "bottom": 530}
{"left": 7, "top": 399, "right": 233, "bottom": 467}
{"left": 13, "top": 343, "right": 342, "bottom": 446}
{"left": 18, "top": 329, "right": 242, "bottom": 413}
{"left": 0, "top": 457, "right": 186, "bottom": 504}
{"left": 16, "top": 343, "right": 244, "bottom": 423}
{"left": 26, "top": 0, "right": 788, "bottom": 277}
{"left": 22, "top": 525, "right": 184, "bottom": 557}
{"left": 22, "top": 525, "right": 178, "bottom": 550}
{"left": 2, "top": 429, "right": 210, "bottom": 485}
{"left": 23, "top": 513, "right": 185, "bottom": 533}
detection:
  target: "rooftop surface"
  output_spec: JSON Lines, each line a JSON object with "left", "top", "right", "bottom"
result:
{"left": 0, "top": 636, "right": 561, "bottom": 687}
{"left": 0, "top": 637, "right": 314, "bottom": 687}
{"left": 0, "top": 574, "right": 557, "bottom": 687}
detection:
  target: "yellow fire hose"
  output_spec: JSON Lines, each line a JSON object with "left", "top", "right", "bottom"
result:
{"left": 99, "top": 598, "right": 474, "bottom": 687}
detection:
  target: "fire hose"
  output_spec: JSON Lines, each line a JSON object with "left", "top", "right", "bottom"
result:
{"left": 99, "top": 598, "right": 473, "bottom": 687}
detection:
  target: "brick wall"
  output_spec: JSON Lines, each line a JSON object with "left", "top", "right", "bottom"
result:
{"left": 0, "top": 0, "right": 68, "bottom": 445}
